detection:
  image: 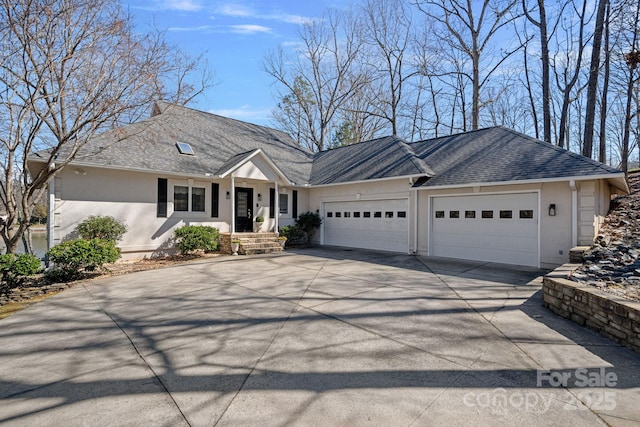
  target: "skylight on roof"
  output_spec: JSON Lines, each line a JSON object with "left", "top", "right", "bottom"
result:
{"left": 176, "top": 142, "right": 195, "bottom": 155}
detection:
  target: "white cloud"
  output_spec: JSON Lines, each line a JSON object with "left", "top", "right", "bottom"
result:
{"left": 215, "top": 2, "right": 315, "bottom": 25}
{"left": 217, "top": 4, "right": 254, "bottom": 17}
{"left": 161, "top": 0, "right": 202, "bottom": 11}
{"left": 168, "top": 25, "right": 214, "bottom": 32}
{"left": 264, "top": 13, "right": 314, "bottom": 25}
{"left": 209, "top": 106, "right": 271, "bottom": 123}
{"left": 230, "top": 24, "right": 272, "bottom": 34}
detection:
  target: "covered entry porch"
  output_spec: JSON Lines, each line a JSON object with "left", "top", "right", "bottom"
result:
{"left": 218, "top": 148, "right": 296, "bottom": 234}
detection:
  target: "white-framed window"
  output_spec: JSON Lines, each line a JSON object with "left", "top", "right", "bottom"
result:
{"left": 192, "top": 187, "right": 206, "bottom": 212}
{"left": 279, "top": 193, "right": 288, "bottom": 214}
{"left": 173, "top": 182, "right": 206, "bottom": 213}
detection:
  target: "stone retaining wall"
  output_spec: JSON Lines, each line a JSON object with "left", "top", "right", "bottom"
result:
{"left": 543, "top": 266, "right": 640, "bottom": 354}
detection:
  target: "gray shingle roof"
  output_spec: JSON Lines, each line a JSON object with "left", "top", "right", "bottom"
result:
{"left": 310, "top": 136, "right": 434, "bottom": 185}
{"left": 28, "top": 104, "right": 625, "bottom": 190}
{"left": 33, "top": 102, "right": 314, "bottom": 185}
{"left": 410, "top": 127, "right": 623, "bottom": 187}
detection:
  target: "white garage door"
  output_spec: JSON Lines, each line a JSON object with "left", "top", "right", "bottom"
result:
{"left": 324, "top": 199, "right": 409, "bottom": 253}
{"left": 430, "top": 193, "right": 539, "bottom": 267}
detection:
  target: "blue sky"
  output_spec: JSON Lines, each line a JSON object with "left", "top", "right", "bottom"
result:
{"left": 125, "top": 1, "right": 341, "bottom": 125}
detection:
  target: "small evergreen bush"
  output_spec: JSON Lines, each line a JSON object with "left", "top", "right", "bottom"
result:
{"left": 174, "top": 225, "right": 219, "bottom": 254}
{"left": 46, "top": 238, "right": 121, "bottom": 281}
{"left": 0, "top": 253, "right": 42, "bottom": 288}
{"left": 76, "top": 215, "right": 127, "bottom": 241}
{"left": 279, "top": 225, "right": 306, "bottom": 245}
{"left": 295, "top": 211, "right": 322, "bottom": 243}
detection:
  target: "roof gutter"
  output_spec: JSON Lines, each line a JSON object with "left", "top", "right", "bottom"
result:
{"left": 416, "top": 173, "right": 629, "bottom": 194}
{"left": 309, "top": 174, "right": 430, "bottom": 188}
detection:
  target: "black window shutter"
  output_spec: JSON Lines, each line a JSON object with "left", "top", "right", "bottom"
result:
{"left": 211, "top": 183, "right": 219, "bottom": 217}
{"left": 157, "top": 178, "right": 167, "bottom": 218}
{"left": 269, "top": 188, "right": 275, "bottom": 218}
{"left": 292, "top": 190, "right": 298, "bottom": 218}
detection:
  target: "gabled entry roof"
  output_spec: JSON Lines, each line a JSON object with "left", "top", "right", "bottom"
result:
{"left": 216, "top": 148, "right": 292, "bottom": 185}
{"left": 28, "top": 102, "right": 627, "bottom": 192}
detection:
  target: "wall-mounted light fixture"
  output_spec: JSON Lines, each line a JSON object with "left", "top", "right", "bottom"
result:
{"left": 74, "top": 168, "right": 86, "bottom": 176}
{"left": 257, "top": 193, "right": 262, "bottom": 201}
{"left": 548, "top": 204, "right": 556, "bottom": 216}
{"left": 226, "top": 191, "right": 230, "bottom": 199}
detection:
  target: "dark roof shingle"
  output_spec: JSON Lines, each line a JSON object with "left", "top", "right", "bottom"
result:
{"left": 310, "top": 136, "right": 434, "bottom": 185}
{"left": 29, "top": 104, "right": 624, "bottom": 190}
{"left": 410, "top": 127, "right": 622, "bottom": 187}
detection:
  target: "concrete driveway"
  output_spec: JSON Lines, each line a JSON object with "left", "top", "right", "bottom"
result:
{"left": 1, "top": 248, "right": 639, "bottom": 426}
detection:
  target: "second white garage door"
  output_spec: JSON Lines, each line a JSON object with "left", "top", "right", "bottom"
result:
{"left": 430, "top": 193, "right": 539, "bottom": 267}
{"left": 324, "top": 199, "right": 409, "bottom": 253}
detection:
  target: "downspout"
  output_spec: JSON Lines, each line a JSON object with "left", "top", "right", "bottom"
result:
{"left": 230, "top": 176, "right": 235, "bottom": 233}
{"left": 47, "top": 163, "right": 55, "bottom": 254}
{"left": 412, "top": 189, "right": 418, "bottom": 254}
{"left": 274, "top": 181, "right": 279, "bottom": 232}
{"left": 570, "top": 180, "right": 578, "bottom": 246}
{"left": 410, "top": 177, "right": 418, "bottom": 254}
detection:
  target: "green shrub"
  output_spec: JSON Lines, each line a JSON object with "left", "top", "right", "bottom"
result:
{"left": 279, "top": 225, "right": 306, "bottom": 245}
{"left": 0, "top": 253, "right": 42, "bottom": 288}
{"left": 295, "top": 211, "right": 323, "bottom": 242}
{"left": 76, "top": 215, "right": 127, "bottom": 241}
{"left": 174, "top": 225, "right": 219, "bottom": 254}
{"left": 46, "top": 238, "right": 121, "bottom": 281}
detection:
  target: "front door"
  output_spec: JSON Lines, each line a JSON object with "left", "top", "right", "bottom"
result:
{"left": 235, "top": 187, "right": 253, "bottom": 232}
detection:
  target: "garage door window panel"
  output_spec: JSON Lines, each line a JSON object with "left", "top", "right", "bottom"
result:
{"left": 500, "top": 210, "right": 513, "bottom": 219}
{"left": 520, "top": 210, "right": 534, "bottom": 219}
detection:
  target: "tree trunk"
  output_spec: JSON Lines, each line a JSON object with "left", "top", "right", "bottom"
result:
{"left": 582, "top": 0, "right": 609, "bottom": 159}
{"left": 598, "top": 3, "right": 610, "bottom": 165}
{"left": 472, "top": 52, "right": 480, "bottom": 130}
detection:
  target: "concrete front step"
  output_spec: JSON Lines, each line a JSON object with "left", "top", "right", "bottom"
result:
{"left": 241, "top": 242, "right": 283, "bottom": 249}
{"left": 243, "top": 246, "right": 283, "bottom": 255}
{"left": 220, "top": 232, "right": 284, "bottom": 255}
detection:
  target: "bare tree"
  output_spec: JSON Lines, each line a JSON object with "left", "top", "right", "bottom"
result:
{"left": 599, "top": 2, "right": 611, "bottom": 164}
{"left": 0, "top": 0, "right": 212, "bottom": 253}
{"left": 582, "top": 0, "right": 609, "bottom": 158}
{"left": 553, "top": 0, "right": 590, "bottom": 149}
{"left": 617, "top": 0, "right": 640, "bottom": 172}
{"left": 522, "top": 0, "right": 568, "bottom": 143}
{"left": 264, "top": 9, "right": 367, "bottom": 152}
{"left": 416, "top": 0, "right": 520, "bottom": 130}
{"left": 360, "top": 0, "right": 421, "bottom": 136}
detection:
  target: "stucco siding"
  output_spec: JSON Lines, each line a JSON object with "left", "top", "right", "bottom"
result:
{"left": 54, "top": 167, "right": 231, "bottom": 257}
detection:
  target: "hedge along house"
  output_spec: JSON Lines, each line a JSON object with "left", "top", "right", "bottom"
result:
{"left": 27, "top": 102, "right": 628, "bottom": 268}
